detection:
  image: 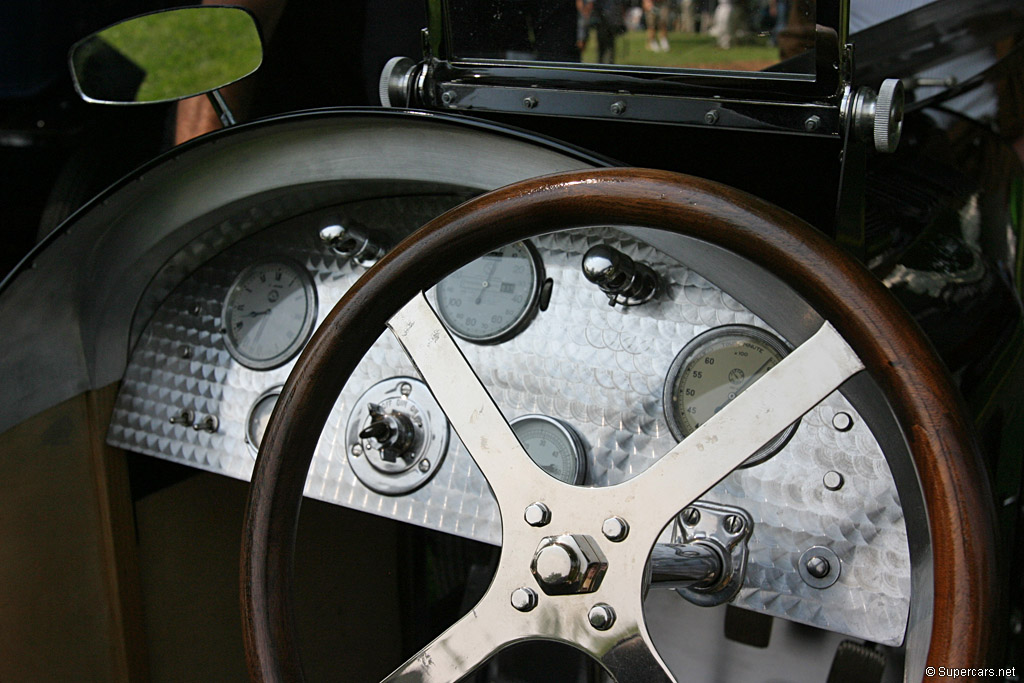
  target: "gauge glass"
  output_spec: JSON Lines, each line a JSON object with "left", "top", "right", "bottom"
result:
{"left": 434, "top": 241, "right": 543, "bottom": 343}
{"left": 511, "top": 414, "right": 587, "bottom": 484}
{"left": 222, "top": 259, "right": 317, "bottom": 369}
{"left": 246, "top": 387, "right": 281, "bottom": 454}
{"left": 664, "top": 325, "right": 797, "bottom": 467}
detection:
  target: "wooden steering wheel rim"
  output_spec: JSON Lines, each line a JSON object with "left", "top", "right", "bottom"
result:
{"left": 242, "top": 168, "right": 995, "bottom": 681}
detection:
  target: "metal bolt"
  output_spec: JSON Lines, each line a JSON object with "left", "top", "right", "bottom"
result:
{"left": 704, "top": 110, "right": 719, "bottom": 125}
{"left": 192, "top": 415, "right": 219, "bottom": 433}
{"left": 180, "top": 346, "right": 192, "bottom": 359}
{"left": 681, "top": 507, "right": 701, "bottom": 526}
{"left": 610, "top": 100, "right": 627, "bottom": 116}
{"left": 351, "top": 443, "right": 363, "bottom": 457}
{"left": 441, "top": 90, "right": 457, "bottom": 105}
{"left": 399, "top": 382, "right": 413, "bottom": 396}
{"left": 804, "top": 115, "right": 822, "bottom": 132}
{"left": 588, "top": 603, "right": 616, "bottom": 630}
{"left": 418, "top": 459, "right": 431, "bottom": 473}
{"left": 723, "top": 515, "right": 744, "bottom": 535}
{"left": 602, "top": 517, "right": 629, "bottom": 542}
{"left": 191, "top": 303, "right": 202, "bottom": 316}
{"left": 832, "top": 412, "right": 854, "bottom": 432}
{"left": 823, "top": 470, "right": 845, "bottom": 491}
{"left": 511, "top": 587, "right": 538, "bottom": 612}
{"left": 805, "top": 555, "right": 830, "bottom": 579}
{"left": 524, "top": 502, "right": 551, "bottom": 527}
{"left": 523, "top": 96, "right": 538, "bottom": 109}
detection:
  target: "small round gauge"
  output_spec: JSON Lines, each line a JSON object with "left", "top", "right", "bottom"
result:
{"left": 511, "top": 414, "right": 587, "bottom": 485}
{"left": 434, "top": 240, "right": 544, "bottom": 344}
{"left": 221, "top": 259, "right": 318, "bottom": 370}
{"left": 245, "top": 386, "right": 282, "bottom": 454}
{"left": 664, "top": 325, "right": 798, "bottom": 467}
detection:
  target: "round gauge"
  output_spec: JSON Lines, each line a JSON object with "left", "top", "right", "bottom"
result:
{"left": 221, "top": 259, "right": 318, "bottom": 370}
{"left": 663, "top": 325, "right": 798, "bottom": 467}
{"left": 434, "top": 240, "right": 544, "bottom": 343}
{"left": 511, "top": 414, "right": 587, "bottom": 485}
{"left": 246, "top": 386, "right": 282, "bottom": 454}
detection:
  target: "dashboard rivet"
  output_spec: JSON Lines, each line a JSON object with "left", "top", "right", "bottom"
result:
{"left": 588, "top": 603, "right": 616, "bottom": 630}
{"left": 805, "top": 555, "right": 830, "bottom": 579}
{"left": 191, "top": 304, "right": 202, "bottom": 316}
{"left": 681, "top": 507, "right": 700, "bottom": 526}
{"left": 704, "top": 110, "right": 719, "bottom": 125}
{"left": 524, "top": 502, "right": 551, "bottom": 527}
{"left": 180, "top": 346, "right": 192, "bottom": 359}
{"left": 723, "top": 515, "right": 744, "bottom": 535}
{"left": 602, "top": 516, "right": 629, "bottom": 542}
{"left": 511, "top": 587, "right": 538, "bottom": 612}
{"left": 351, "top": 443, "right": 363, "bottom": 457}
{"left": 832, "top": 412, "right": 854, "bottom": 432}
{"left": 418, "top": 459, "right": 430, "bottom": 472}
{"left": 823, "top": 470, "right": 845, "bottom": 491}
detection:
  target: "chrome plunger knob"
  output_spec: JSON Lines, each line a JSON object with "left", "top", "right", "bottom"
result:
{"left": 359, "top": 403, "right": 416, "bottom": 462}
{"left": 582, "top": 245, "right": 659, "bottom": 307}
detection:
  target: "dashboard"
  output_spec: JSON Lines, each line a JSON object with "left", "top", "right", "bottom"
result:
{"left": 106, "top": 192, "right": 912, "bottom": 650}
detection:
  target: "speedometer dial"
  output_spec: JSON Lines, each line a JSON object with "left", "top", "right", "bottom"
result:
{"left": 221, "top": 259, "right": 318, "bottom": 370}
{"left": 434, "top": 240, "right": 543, "bottom": 343}
{"left": 664, "top": 325, "right": 798, "bottom": 467}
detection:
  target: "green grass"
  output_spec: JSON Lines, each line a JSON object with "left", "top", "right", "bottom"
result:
{"left": 581, "top": 30, "right": 779, "bottom": 71}
{"left": 99, "top": 7, "right": 262, "bottom": 102}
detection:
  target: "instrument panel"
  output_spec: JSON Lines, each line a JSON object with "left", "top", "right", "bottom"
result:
{"left": 107, "top": 195, "right": 911, "bottom": 647}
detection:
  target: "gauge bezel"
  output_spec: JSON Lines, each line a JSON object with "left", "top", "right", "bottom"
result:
{"left": 663, "top": 324, "right": 799, "bottom": 467}
{"left": 510, "top": 413, "right": 587, "bottom": 485}
{"left": 221, "top": 258, "right": 318, "bottom": 370}
{"left": 245, "top": 385, "right": 283, "bottom": 455}
{"left": 433, "top": 239, "right": 545, "bottom": 344}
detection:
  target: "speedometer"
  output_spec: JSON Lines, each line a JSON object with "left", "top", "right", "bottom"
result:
{"left": 221, "top": 259, "right": 318, "bottom": 370}
{"left": 663, "top": 325, "right": 798, "bottom": 467}
{"left": 434, "top": 240, "right": 543, "bottom": 343}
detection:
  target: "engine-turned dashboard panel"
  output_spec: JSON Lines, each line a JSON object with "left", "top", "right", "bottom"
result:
{"left": 107, "top": 193, "right": 911, "bottom": 647}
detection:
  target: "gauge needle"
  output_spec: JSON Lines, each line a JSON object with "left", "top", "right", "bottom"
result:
{"left": 248, "top": 309, "right": 272, "bottom": 317}
{"left": 715, "top": 358, "right": 773, "bottom": 413}
{"left": 475, "top": 259, "right": 501, "bottom": 305}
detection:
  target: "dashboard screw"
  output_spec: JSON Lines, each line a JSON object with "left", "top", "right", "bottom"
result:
{"left": 511, "top": 587, "right": 538, "bottom": 612}
{"left": 602, "top": 516, "right": 629, "bottom": 542}
{"left": 399, "top": 381, "right": 413, "bottom": 396}
{"left": 588, "top": 603, "right": 616, "bottom": 630}
{"left": 418, "top": 459, "right": 431, "bottom": 473}
{"left": 832, "top": 412, "right": 854, "bottom": 432}
{"left": 523, "top": 96, "right": 538, "bottom": 109}
{"left": 191, "top": 304, "right": 202, "bottom": 316}
{"left": 805, "top": 555, "right": 830, "bottom": 579}
{"left": 610, "top": 100, "right": 627, "bottom": 115}
{"left": 524, "top": 502, "right": 551, "bottom": 527}
{"left": 704, "top": 110, "right": 719, "bottom": 125}
{"left": 804, "top": 115, "right": 822, "bottom": 132}
{"left": 724, "top": 515, "right": 744, "bottom": 535}
{"left": 441, "top": 90, "right": 457, "bottom": 105}
{"left": 351, "top": 443, "right": 363, "bottom": 457}
{"left": 180, "top": 346, "right": 192, "bottom": 359}
{"left": 681, "top": 507, "right": 700, "bottom": 526}
{"left": 823, "top": 470, "right": 845, "bottom": 491}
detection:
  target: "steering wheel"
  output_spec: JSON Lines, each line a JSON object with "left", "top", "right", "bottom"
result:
{"left": 241, "top": 168, "right": 995, "bottom": 681}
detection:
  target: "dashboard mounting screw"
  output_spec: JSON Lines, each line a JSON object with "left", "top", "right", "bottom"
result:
{"left": 399, "top": 381, "right": 413, "bottom": 396}
{"left": 723, "top": 515, "right": 744, "bottom": 535}
{"left": 823, "top": 470, "right": 845, "bottom": 491}
{"left": 524, "top": 502, "right": 552, "bottom": 527}
{"left": 511, "top": 587, "right": 538, "bottom": 612}
{"left": 610, "top": 100, "right": 626, "bottom": 116}
{"left": 441, "top": 90, "right": 457, "bottom": 105}
{"left": 418, "top": 459, "right": 430, "bottom": 472}
{"left": 832, "top": 412, "right": 853, "bottom": 432}
{"left": 588, "top": 603, "right": 616, "bottom": 630}
{"left": 523, "top": 96, "right": 538, "bottom": 109}
{"left": 180, "top": 346, "right": 192, "bottom": 359}
{"left": 602, "top": 516, "right": 629, "bottom": 542}
{"left": 681, "top": 507, "right": 700, "bottom": 526}
{"left": 804, "top": 115, "right": 821, "bottom": 132}
{"left": 704, "top": 110, "right": 719, "bottom": 125}
{"left": 805, "top": 555, "right": 830, "bottom": 579}
{"left": 351, "top": 443, "right": 363, "bottom": 457}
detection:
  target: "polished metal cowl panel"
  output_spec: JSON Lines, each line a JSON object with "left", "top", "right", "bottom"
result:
{"left": 107, "top": 197, "right": 911, "bottom": 647}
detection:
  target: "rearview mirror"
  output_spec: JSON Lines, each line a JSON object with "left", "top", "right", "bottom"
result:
{"left": 69, "top": 6, "right": 262, "bottom": 104}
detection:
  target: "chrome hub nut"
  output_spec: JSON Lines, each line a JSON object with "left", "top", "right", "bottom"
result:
{"left": 530, "top": 534, "right": 608, "bottom": 596}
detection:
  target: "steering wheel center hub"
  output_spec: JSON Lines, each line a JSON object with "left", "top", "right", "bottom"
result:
{"left": 530, "top": 534, "right": 608, "bottom": 595}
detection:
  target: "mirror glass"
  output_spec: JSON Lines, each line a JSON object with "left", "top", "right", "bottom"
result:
{"left": 70, "top": 6, "right": 262, "bottom": 104}
{"left": 447, "top": 0, "right": 816, "bottom": 75}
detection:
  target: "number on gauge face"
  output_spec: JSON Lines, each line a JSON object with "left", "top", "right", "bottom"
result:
{"left": 434, "top": 240, "right": 543, "bottom": 343}
{"left": 221, "top": 259, "right": 318, "bottom": 370}
{"left": 510, "top": 414, "right": 587, "bottom": 485}
{"left": 664, "top": 324, "right": 798, "bottom": 467}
